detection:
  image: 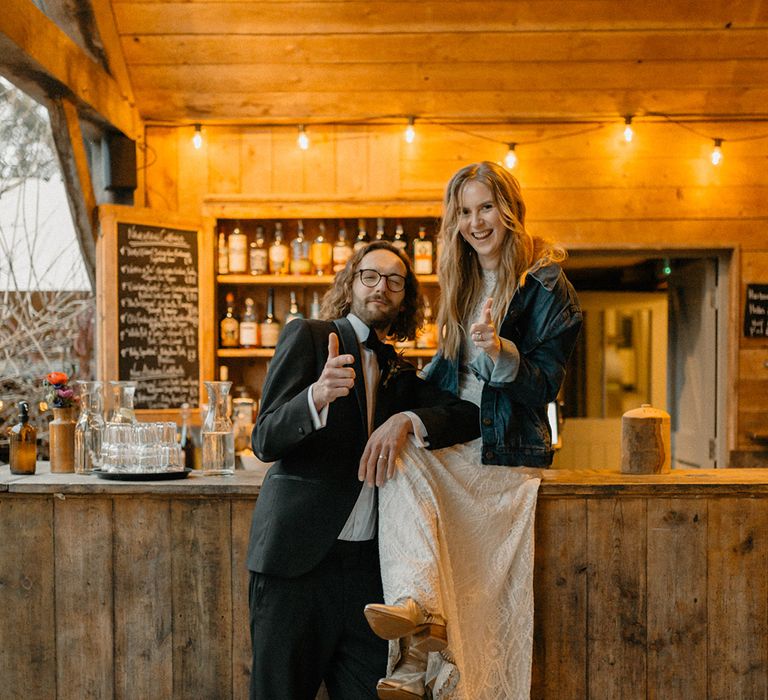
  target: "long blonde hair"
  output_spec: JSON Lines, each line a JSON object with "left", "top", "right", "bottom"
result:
{"left": 437, "top": 161, "right": 565, "bottom": 360}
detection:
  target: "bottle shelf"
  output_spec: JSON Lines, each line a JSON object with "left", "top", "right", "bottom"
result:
{"left": 217, "top": 274, "right": 438, "bottom": 286}
{"left": 217, "top": 347, "right": 438, "bottom": 359}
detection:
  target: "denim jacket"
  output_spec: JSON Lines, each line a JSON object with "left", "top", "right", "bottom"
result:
{"left": 424, "top": 263, "right": 582, "bottom": 467}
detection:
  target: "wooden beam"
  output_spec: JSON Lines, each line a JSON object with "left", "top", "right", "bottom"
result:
{"left": 0, "top": 0, "right": 141, "bottom": 140}
{"left": 48, "top": 97, "right": 98, "bottom": 290}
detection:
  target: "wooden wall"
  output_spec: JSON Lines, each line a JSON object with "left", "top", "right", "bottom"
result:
{"left": 142, "top": 121, "right": 768, "bottom": 461}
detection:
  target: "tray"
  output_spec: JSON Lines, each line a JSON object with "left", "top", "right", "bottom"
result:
{"left": 92, "top": 468, "right": 192, "bottom": 481}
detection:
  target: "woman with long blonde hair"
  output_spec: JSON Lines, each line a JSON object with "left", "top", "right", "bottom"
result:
{"left": 365, "top": 162, "right": 582, "bottom": 699}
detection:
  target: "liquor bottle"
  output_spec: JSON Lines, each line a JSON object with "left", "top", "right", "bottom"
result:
{"left": 220, "top": 292, "right": 240, "bottom": 348}
{"left": 217, "top": 229, "right": 229, "bottom": 274}
{"left": 179, "top": 402, "right": 196, "bottom": 470}
{"left": 311, "top": 222, "right": 333, "bottom": 275}
{"left": 392, "top": 221, "right": 407, "bottom": 253}
{"left": 413, "top": 225, "right": 434, "bottom": 275}
{"left": 290, "top": 219, "right": 312, "bottom": 275}
{"left": 8, "top": 400, "right": 36, "bottom": 475}
{"left": 353, "top": 218, "right": 370, "bottom": 251}
{"left": 309, "top": 291, "right": 322, "bottom": 319}
{"left": 285, "top": 291, "right": 305, "bottom": 324}
{"left": 416, "top": 295, "right": 437, "bottom": 348}
{"left": 260, "top": 288, "right": 282, "bottom": 348}
{"left": 239, "top": 297, "right": 259, "bottom": 348}
{"left": 228, "top": 222, "right": 248, "bottom": 273}
{"left": 269, "top": 222, "right": 289, "bottom": 274}
{"left": 332, "top": 221, "right": 353, "bottom": 273}
{"left": 374, "top": 217, "right": 387, "bottom": 242}
{"left": 249, "top": 225, "right": 269, "bottom": 275}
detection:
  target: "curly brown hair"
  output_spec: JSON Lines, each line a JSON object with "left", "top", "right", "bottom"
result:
{"left": 319, "top": 241, "right": 424, "bottom": 341}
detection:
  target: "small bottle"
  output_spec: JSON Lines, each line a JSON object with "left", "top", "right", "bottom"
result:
{"left": 179, "top": 402, "right": 196, "bottom": 470}
{"left": 392, "top": 221, "right": 407, "bottom": 252}
{"left": 8, "top": 400, "right": 36, "bottom": 475}
{"left": 260, "top": 288, "right": 282, "bottom": 348}
{"left": 354, "top": 218, "right": 370, "bottom": 251}
{"left": 220, "top": 292, "right": 240, "bottom": 348}
{"left": 413, "top": 225, "right": 434, "bottom": 275}
{"left": 310, "top": 291, "right": 322, "bottom": 320}
{"left": 285, "top": 291, "right": 305, "bottom": 324}
{"left": 333, "top": 221, "right": 354, "bottom": 273}
{"left": 374, "top": 217, "right": 387, "bottom": 242}
{"left": 249, "top": 225, "right": 269, "bottom": 275}
{"left": 228, "top": 222, "right": 248, "bottom": 273}
{"left": 239, "top": 297, "right": 259, "bottom": 348}
{"left": 217, "top": 229, "right": 229, "bottom": 275}
{"left": 311, "top": 222, "right": 333, "bottom": 275}
{"left": 289, "top": 220, "right": 312, "bottom": 275}
{"left": 416, "top": 296, "right": 437, "bottom": 348}
{"left": 268, "top": 222, "right": 290, "bottom": 274}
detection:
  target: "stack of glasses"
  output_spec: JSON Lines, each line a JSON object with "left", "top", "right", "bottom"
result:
{"left": 101, "top": 422, "right": 184, "bottom": 473}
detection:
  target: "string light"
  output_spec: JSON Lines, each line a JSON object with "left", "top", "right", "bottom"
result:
{"left": 404, "top": 116, "right": 416, "bottom": 143}
{"left": 623, "top": 116, "right": 634, "bottom": 143}
{"left": 192, "top": 124, "right": 202, "bottom": 150}
{"left": 297, "top": 124, "right": 310, "bottom": 150}
{"left": 504, "top": 143, "right": 517, "bottom": 170}
{"left": 711, "top": 138, "right": 723, "bottom": 165}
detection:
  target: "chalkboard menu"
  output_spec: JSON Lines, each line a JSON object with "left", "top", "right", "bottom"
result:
{"left": 744, "top": 284, "right": 768, "bottom": 338}
{"left": 116, "top": 222, "right": 200, "bottom": 409}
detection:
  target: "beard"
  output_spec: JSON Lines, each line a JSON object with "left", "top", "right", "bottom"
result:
{"left": 350, "top": 293, "right": 401, "bottom": 331}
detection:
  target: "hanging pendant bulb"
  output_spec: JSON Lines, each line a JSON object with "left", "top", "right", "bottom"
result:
{"left": 623, "top": 116, "right": 634, "bottom": 143}
{"left": 297, "top": 124, "right": 310, "bottom": 150}
{"left": 192, "top": 124, "right": 203, "bottom": 150}
{"left": 504, "top": 143, "right": 517, "bottom": 170}
{"left": 711, "top": 138, "right": 723, "bottom": 165}
{"left": 404, "top": 116, "right": 416, "bottom": 143}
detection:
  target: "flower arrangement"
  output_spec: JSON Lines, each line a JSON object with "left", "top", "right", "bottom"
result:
{"left": 43, "top": 371, "right": 78, "bottom": 409}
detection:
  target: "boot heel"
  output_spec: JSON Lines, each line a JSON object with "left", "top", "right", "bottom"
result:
{"left": 412, "top": 624, "right": 447, "bottom": 652}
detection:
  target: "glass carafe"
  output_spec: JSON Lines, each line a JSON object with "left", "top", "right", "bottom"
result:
{"left": 74, "top": 381, "right": 105, "bottom": 474}
{"left": 107, "top": 381, "right": 138, "bottom": 425}
{"left": 202, "top": 381, "right": 235, "bottom": 476}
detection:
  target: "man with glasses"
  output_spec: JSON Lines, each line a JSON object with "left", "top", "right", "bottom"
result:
{"left": 247, "top": 241, "right": 479, "bottom": 700}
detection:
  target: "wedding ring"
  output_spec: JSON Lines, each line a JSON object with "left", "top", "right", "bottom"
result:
{"left": 378, "top": 455, "right": 386, "bottom": 460}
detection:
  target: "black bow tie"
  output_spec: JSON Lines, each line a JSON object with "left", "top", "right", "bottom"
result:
{"left": 365, "top": 328, "right": 397, "bottom": 369}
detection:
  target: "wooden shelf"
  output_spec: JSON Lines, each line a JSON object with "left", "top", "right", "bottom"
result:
{"left": 217, "top": 274, "right": 438, "bottom": 285}
{"left": 217, "top": 347, "right": 437, "bottom": 359}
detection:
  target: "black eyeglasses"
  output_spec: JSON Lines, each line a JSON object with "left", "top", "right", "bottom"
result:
{"left": 356, "top": 269, "right": 406, "bottom": 292}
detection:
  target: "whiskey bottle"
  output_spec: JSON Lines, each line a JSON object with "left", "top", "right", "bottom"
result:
{"left": 228, "top": 222, "right": 248, "bottom": 273}
{"left": 392, "top": 221, "right": 407, "bottom": 252}
{"left": 413, "top": 225, "right": 434, "bottom": 275}
{"left": 220, "top": 292, "right": 240, "bottom": 348}
{"left": 354, "top": 218, "right": 370, "bottom": 251}
{"left": 290, "top": 219, "right": 312, "bottom": 275}
{"left": 416, "top": 295, "right": 437, "bottom": 348}
{"left": 217, "top": 229, "right": 229, "bottom": 274}
{"left": 179, "top": 402, "right": 196, "bottom": 470}
{"left": 311, "top": 222, "right": 333, "bottom": 275}
{"left": 309, "top": 291, "right": 322, "bottom": 319}
{"left": 249, "top": 225, "right": 269, "bottom": 275}
{"left": 239, "top": 297, "right": 259, "bottom": 348}
{"left": 269, "top": 222, "right": 290, "bottom": 274}
{"left": 285, "top": 291, "right": 305, "bottom": 324}
{"left": 260, "top": 288, "right": 282, "bottom": 348}
{"left": 374, "top": 217, "right": 387, "bottom": 242}
{"left": 8, "top": 400, "right": 36, "bottom": 475}
{"left": 332, "top": 221, "right": 353, "bottom": 272}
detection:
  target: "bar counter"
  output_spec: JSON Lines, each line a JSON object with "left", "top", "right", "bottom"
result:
{"left": 2, "top": 464, "right": 768, "bottom": 699}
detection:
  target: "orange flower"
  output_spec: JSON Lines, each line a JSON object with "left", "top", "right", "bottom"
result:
{"left": 46, "top": 371, "right": 69, "bottom": 386}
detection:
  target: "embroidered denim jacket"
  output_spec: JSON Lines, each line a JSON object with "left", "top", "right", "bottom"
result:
{"left": 424, "top": 263, "right": 582, "bottom": 467}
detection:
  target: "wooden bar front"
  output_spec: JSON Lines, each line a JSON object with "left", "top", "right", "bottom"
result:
{"left": 2, "top": 466, "right": 768, "bottom": 698}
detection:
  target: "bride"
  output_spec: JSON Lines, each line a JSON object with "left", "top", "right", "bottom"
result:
{"left": 364, "top": 162, "right": 583, "bottom": 699}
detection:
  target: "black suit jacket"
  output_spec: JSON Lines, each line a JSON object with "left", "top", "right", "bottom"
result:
{"left": 246, "top": 317, "right": 479, "bottom": 578}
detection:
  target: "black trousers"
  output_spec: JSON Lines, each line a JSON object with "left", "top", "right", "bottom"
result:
{"left": 249, "top": 539, "right": 388, "bottom": 700}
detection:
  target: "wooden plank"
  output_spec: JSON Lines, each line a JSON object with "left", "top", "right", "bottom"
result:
{"left": 90, "top": 0, "right": 139, "bottom": 108}
{"left": 708, "top": 498, "right": 768, "bottom": 697}
{"left": 54, "top": 496, "right": 114, "bottom": 698}
{"left": 240, "top": 129, "right": 274, "bottom": 196}
{"left": 114, "top": 498, "right": 173, "bottom": 700}
{"left": 0, "top": 0, "right": 140, "bottom": 139}
{"left": 144, "top": 126, "right": 179, "bottom": 211}
{"left": 48, "top": 96, "right": 98, "bottom": 290}
{"left": 646, "top": 499, "right": 707, "bottom": 699}
{"left": 207, "top": 127, "right": 242, "bottom": 195}
{"left": 741, "top": 251, "right": 768, "bottom": 282}
{"left": 531, "top": 499, "right": 588, "bottom": 699}
{"left": 172, "top": 498, "right": 233, "bottom": 699}
{"left": 0, "top": 496, "right": 56, "bottom": 698}
{"left": 587, "top": 498, "right": 647, "bottom": 699}
{"left": 232, "top": 498, "right": 258, "bottom": 698}
{"left": 739, "top": 349, "right": 768, "bottom": 378}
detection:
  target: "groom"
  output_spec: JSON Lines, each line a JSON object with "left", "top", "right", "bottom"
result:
{"left": 247, "top": 241, "right": 479, "bottom": 699}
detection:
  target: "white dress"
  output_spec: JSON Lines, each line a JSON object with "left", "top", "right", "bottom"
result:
{"left": 378, "top": 272, "right": 541, "bottom": 699}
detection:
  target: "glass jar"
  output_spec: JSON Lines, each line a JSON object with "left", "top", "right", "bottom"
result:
{"left": 106, "top": 381, "right": 138, "bottom": 425}
{"left": 201, "top": 381, "right": 235, "bottom": 476}
{"left": 74, "top": 381, "right": 105, "bottom": 474}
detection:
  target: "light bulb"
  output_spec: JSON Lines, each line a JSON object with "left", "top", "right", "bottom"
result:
{"left": 192, "top": 124, "right": 202, "bottom": 150}
{"left": 297, "top": 124, "right": 310, "bottom": 150}
{"left": 711, "top": 138, "right": 723, "bottom": 166}
{"left": 623, "top": 116, "right": 634, "bottom": 143}
{"left": 404, "top": 117, "right": 416, "bottom": 143}
{"left": 504, "top": 143, "right": 517, "bottom": 170}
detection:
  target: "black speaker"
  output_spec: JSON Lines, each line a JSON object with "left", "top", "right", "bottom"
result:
{"left": 102, "top": 133, "right": 137, "bottom": 192}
